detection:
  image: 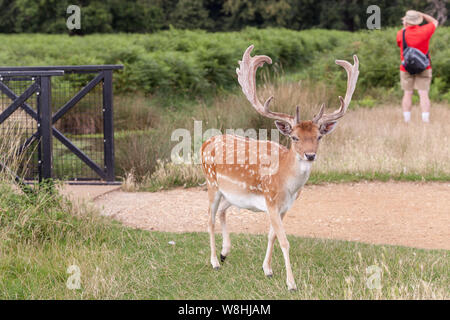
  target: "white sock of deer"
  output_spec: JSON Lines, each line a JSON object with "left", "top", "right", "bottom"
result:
{"left": 422, "top": 112, "right": 430, "bottom": 123}
{"left": 403, "top": 111, "right": 411, "bottom": 123}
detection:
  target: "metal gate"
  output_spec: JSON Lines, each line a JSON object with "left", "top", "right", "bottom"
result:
{"left": 0, "top": 65, "right": 123, "bottom": 183}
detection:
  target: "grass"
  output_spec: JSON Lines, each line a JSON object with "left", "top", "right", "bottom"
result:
{"left": 129, "top": 77, "right": 450, "bottom": 191}
{"left": 4, "top": 74, "right": 450, "bottom": 187}
{"left": 0, "top": 180, "right": 448, "bottom": 299}
{"left": 0, "top": 129, "right": 448, "bottom": 299}
{"left": 312, "top": 104, "right": 450, "bottom": 177}
{"left": 307, "top": 171, "right": 450, "bottom": 184}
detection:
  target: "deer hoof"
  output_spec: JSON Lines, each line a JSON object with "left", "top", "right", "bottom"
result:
{"left": 262, "top": 266, "right": 273, "bottom": 277}
{"left": 220, "top": 254, "right": 226, "bottom": 262}
{"left": 213, "top": 266, "right": 220, "bottom": 271}
{"left": 287, "top": 283, "right": 298, "bottom": 291}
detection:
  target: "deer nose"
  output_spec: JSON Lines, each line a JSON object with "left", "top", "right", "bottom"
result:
{"left": 305, "top": 153, "right": 316, "bottom": 161}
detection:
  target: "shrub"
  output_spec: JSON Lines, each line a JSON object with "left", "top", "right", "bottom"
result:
{"left": 141, "top": 159, "right": 205, "bottom": 191}
{"left": 1, "top": 28, "right": 448, "bottom": 98}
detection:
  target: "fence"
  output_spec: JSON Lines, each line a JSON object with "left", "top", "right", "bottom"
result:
{"left": 0, "top": 65, "right": 123, "bottom": 184}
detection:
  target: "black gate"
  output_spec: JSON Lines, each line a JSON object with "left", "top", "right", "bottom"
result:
{"left": 0, "top": 65, "right": 123, "bottom": 184}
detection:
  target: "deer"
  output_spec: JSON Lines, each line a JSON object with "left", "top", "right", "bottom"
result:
{"left": 200, "top": 45, "right": 359, "bottom": 290}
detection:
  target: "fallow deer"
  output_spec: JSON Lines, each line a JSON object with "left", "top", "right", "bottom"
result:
{"left": 200, "top": 45, "right": 359, "bottom": 290}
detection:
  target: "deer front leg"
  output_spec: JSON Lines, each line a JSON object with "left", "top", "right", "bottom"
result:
{"left": 208, "top": 190, "right": 222, "bottom": 270}
{"left": 218, "top": 200, "right": 231, "bottom": 262}
{"left": 263, "top": 211, "right": 287, "bottom": 277}
{"left": 268, "top": 208, "right": 297, "bottom": 291}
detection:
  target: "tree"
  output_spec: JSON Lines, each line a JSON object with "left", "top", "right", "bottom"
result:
{"left": 427, "top": 0, "right": 448, "bottom": 25}
{"left": 109, "top": 0, "right": 164, "bottom": 33}
{"left": 170, "top": 0, "right": 213, "bottom": 30}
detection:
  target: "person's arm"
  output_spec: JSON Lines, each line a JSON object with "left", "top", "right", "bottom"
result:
{"left": 396, "top": 30, "right": 402, "bottom": 47}
{"left": 421, "top": 12, "right": 439, "bottom": 28}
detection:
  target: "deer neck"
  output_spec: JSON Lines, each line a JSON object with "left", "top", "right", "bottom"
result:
{"left": 279, "top": 144, "right": 312, "bottom": 195}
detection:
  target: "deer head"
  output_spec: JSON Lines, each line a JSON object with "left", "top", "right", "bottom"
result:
{"left": 236, "top": 45, "right": 359, "bottom": 162}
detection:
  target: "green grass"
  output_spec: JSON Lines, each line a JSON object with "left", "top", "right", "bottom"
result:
{"left": 139, "top": 171, "right": 450, "bottom": 193}
{"left": 0, "top": 181, "right": 448, "bottom": 299}
{"left": 307, "top": 171, "right": 450, "bottom": 184}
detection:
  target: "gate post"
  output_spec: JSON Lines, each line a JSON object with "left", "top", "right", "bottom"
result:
{"left": 38, "top": 76, "right": 53, "bottom": 181}
{"left": 102, "top": 70, "right": 115, "bottom": 182}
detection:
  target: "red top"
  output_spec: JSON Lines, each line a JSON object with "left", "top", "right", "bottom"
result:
{"left": 396, "top": 23, "right": 436, "bottom": 72}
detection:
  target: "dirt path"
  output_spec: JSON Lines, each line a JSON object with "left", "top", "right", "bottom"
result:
{"left": 60, "top": 184, "right": 120, "bottom": 202}
{"left": 95, "top": 182, "right": 450, "bottom": 250}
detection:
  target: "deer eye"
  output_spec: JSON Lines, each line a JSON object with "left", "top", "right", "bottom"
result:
{"left": 291, "top": 136, "right": 299, "bottom": 142}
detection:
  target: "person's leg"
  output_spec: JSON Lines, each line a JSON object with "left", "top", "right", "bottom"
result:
{"left": 416, "top": 69, "right": 432, "bottom": 123}
{"left": 402, "top": 90, "right": 413, "bottom": 122}
{"left": 400, "top": 71, "right": 414, "bottom": 123}
{"left": 418, "top": 90, "right": 430, "bottom": 122}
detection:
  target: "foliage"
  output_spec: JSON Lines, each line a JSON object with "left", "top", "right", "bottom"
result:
{"left": 290, "top": 27, "right": 450, "bottom": 98}
{"left": 140, "top": 159, "right": 205, "bottom": 191}
{"left": 1, "top": 27, "right": 448, "bottom": 98}
{"left": 0, "top": 0, "right": 448, "bottom": 34}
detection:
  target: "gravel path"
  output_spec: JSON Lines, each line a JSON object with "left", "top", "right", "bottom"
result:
{"left": 95, "top": 182, "right": 450, "bottom": 250}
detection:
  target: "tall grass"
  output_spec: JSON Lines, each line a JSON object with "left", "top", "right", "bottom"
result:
{"left": 122, "top": 76, "right": 450, "bottom": 190}
{"left": 314, "top": 104, "right": 450, "bottom": 178}
{"left": 0, "top": 124, "right": 31, "bottom": 183}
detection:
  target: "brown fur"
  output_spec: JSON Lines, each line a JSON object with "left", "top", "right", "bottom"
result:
{"left": 290, "top": 121, "right": 321, "bottom": 157}
{"left": 202, "top": 45, "right": 359, "bottom": 290}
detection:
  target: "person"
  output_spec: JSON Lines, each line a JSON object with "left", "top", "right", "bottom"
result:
{"left": 396, "top": 10, "right": 438, "bottom": 123}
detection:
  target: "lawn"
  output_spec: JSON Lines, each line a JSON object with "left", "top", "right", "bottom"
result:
{"left": 0, "top": 182, "right": 448, "bottom": 299}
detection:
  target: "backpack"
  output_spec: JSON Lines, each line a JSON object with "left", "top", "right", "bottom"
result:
{"left": 402, "top": 29, "right": 430, "bottom": 75}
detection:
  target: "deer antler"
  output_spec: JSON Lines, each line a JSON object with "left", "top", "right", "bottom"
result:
{"left": 313, "top": 55, "right": 359, "bottom": 125}
{"left": 237, "top": 45, "right": 296, "bottom": 126}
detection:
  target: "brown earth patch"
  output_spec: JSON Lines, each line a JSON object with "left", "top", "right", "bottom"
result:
{"left": 95, "top": 182, "right": 450, "bottom": 250}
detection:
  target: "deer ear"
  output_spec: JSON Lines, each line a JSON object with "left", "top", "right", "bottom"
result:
{"left": 275, "top": 120, "right": 292, "bottom": 136}
{"left": 319, "top": 121, "right": 338, "bottom": 135}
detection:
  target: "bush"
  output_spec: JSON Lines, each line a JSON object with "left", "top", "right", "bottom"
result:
{"left": 294, "top": 27, "right": 450, "bottom": 101}
{"left": 0, "top": 28, "right": 350, "bottom": 96}
{"left": 1, "top": 28, "right": 448, "bottom": 99}
{"left": 140, "top": 160, "right": 205, "bottom": 191}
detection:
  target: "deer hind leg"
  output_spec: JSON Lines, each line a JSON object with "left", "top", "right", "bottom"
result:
{"left": 268, "top": 208, "right": 297, "bottom": 291}
{"left": 262, "top": 225, "right": 276, "bottom": 277}
{"left": 218, "top": 200, "right": 231, "bottom": 262}
{"left": 208, "top": 189, "right": 222, "bottom": 270}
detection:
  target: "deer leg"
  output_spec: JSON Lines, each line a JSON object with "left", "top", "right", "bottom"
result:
{"left": 208, "top": 189, "right": 222, "bottom": 270}
{"left": 218, "top": 200, "right": 231, "bottom": 262}
{"left": 262, "top": 225, "right": 276, "bottom": 277}
{"left": 268, "top": 209, "right": 297, "bottom": 291}
{"left": 263, "top": 212, "right": 287, "bottom": 277}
